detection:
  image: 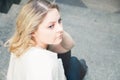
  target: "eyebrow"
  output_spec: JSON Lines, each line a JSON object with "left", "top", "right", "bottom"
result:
{"left": 48, "top": 17, "right": 61, "bottom": 24}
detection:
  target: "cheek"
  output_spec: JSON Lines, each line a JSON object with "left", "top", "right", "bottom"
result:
{"left": 41, "top": 31, "right": 56, "bottom": 43}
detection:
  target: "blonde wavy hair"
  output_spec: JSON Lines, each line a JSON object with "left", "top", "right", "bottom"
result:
{"left": 5, "top": 0, "right": 59, "bottom": 57}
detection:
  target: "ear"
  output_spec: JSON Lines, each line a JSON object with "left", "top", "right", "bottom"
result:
{"left": 31, "top": 32, "right": 36, "bottom": 37}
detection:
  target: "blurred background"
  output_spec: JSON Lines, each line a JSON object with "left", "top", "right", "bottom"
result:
{"left": 0, "top": 0, "right": 120, "bottom": 80}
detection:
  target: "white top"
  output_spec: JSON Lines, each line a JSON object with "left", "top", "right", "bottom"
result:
{"left": 7, "top": 47, "right": 66, "bottom": 80}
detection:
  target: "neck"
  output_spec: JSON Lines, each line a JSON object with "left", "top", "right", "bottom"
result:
{"left": 35, "top": 43, "right": 48, "bottom": 49}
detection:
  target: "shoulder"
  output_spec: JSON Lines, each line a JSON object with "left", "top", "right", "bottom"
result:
{"left": 23, "top": 47, "right": 58, "bottom": 65}
{"left": 27, "top": 47, "right": 57, "bottom": 58}
{"left": 22, "top": 47, "right": 60, "bottom": 79}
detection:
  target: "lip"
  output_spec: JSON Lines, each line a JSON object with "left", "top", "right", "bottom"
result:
{"left": 58, "top": 34, "right": 63, "bottom": 39}
{"left": 59, "top": 35, "right": 63, "bottom": 39}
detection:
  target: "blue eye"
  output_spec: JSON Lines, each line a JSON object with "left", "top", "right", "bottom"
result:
{"left": 58, "top": 18, "right": 62, "bottom": 23}
{"left": 48, "top": 25, "right": 54, "bottom": 29}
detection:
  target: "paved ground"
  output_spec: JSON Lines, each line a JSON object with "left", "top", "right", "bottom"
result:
{"left": 0, "top": 0, "right": 120, "bottom": 80}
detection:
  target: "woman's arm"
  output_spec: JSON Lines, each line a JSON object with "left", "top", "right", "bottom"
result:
{"left": 48, "top": 31, "right": 75, "bottom": 53}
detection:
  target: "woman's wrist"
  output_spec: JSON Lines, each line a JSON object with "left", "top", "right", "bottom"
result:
{"left": 48, "top": 31, "right": 75, "bottom": 53}
{"left": 61, "top": 31, "right": 75, "bottom": 50}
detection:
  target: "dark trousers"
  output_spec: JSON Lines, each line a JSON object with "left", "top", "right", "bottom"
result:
{"left": 58, "top": 51, "right": 88, "bottom": 80}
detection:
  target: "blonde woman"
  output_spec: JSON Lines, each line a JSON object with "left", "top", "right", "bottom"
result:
{"left": 6, "top": 0, "right": 87, "bottom": 80}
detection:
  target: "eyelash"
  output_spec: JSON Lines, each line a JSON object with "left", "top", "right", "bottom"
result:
{"left": 48, "top": 18, "right": 62, "bottom": 29}
{"left": 58, "top": 18, "right": 62, "bottom": 23}
{"left": 48, "top": 24, "right": 54, "bottom": 29}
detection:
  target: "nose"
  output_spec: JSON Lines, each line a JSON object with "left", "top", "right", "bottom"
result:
{"left": 56, "top": 24, "right": 63, "bottom": 33}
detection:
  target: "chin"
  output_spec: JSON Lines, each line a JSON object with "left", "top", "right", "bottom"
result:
{"left": 53, "top": 39, "right": 62, "bottom": 45}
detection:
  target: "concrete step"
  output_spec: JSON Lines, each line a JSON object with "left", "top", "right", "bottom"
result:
{"left": 19, "top": 0, "right": 29, "bottom": 5}
{"left": 0, "top": 13, "right": 5, "bottom": 18}
{"left": 8, "top": 4, "right": 22, "bottom": 19}
{"left": 0, "top": 4, "right": 21, "bottom": 46}
{"left": 58, "top": 3, "right": 120, "bottom": 80}
{"left": 0, "top": 4, "right": 22, "bottom": 28}
{"left": 81, "top": 0, "right": 120, "bottom": 13}
{"left": 59, "top": 3, "right": 120, "bottom": 26}
{"left": 56, "top": 0, "right": 87, "bottom": 8}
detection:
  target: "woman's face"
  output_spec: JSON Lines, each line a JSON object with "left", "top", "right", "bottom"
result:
{"left": 32, "top": 8, "right": 63, "bottom": 48}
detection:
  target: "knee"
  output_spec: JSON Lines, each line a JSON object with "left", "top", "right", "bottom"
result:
{"left": 70, "top": 56, "right": 80, "bottom": 64}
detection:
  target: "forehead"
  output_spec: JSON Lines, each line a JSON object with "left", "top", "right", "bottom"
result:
{"left": 42, "top": 8, "right": 60, "bottom": 24}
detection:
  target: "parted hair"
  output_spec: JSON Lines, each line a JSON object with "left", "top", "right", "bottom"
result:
{"left": 6, "top": 0, "right": 59, "bottom": 57}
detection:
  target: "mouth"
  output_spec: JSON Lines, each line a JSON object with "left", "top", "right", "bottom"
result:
{"left": 58, "top": 34, "right": 63, "bottom": 39}
{"left": 59, "top": 35, "right": 63, "bottom": 39}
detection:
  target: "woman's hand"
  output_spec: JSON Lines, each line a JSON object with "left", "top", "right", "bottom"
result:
{"left": 48, "top": 31, "right": 75, "bottom": 53}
